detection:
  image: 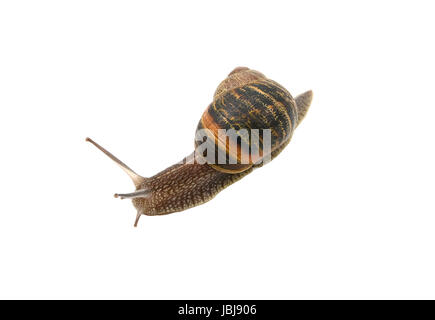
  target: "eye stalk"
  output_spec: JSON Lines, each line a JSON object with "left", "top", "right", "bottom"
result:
{"left": 85, "top": 137, "right": 145, "bottom": 188}
{"left": 86, "top": 137, "right": 149, "bottom": 227}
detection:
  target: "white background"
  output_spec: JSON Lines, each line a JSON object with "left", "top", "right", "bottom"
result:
{"left": 0, "top": 1, "right": 434, "bottom": 299}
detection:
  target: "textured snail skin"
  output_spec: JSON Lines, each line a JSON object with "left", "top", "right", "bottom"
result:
{"left": 131, "top": 143, "right": 288, "bottom": 217}
{"left": 132, "top": 153, "right": 253, "bottom": 216}
{"left": 87, "top": 67, "right": 312, "bottom": 226}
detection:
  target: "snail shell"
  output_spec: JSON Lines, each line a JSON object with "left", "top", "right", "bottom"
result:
{"left": 195, "top": 67, "right": 298, "bottom": 173}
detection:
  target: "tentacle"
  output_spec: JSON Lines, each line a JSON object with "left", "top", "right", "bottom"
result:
{"left": 134, "top": 211, "right": 143, "bottom": 227}
{"left": 86, "top": 137, "right": 146, "bottom": 187}
{"left": 114, "top": 189, "right": 150, "bottom": 200}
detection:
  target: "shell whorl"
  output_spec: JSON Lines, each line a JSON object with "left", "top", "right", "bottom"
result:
{"left": 195, "top": 67, "right": 298, "bottom": 174}
{"left": 213, "top": 67, "right": 266, "bottom": 98}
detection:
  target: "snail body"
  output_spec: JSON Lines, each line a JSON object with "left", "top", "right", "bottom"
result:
{"left": 87, "top": 67, "right": 313, "bottom": 226}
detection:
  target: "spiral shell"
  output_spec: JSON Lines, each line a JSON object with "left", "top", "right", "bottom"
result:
{"left": 195, "top": 67, "right": 298, "bottom": 174}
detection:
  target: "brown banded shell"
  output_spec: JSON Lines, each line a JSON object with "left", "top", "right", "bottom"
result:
{"left": 195, "top": 67, "right": 298, "bottom": 174}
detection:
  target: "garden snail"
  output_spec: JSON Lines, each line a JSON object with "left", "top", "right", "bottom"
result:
{"left": 87, "top": 67, "right": 313, "bottom": 226}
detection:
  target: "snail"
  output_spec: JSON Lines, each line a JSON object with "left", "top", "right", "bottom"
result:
{"left": 87, "top": 67, "right": 313, "bottom": 226}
